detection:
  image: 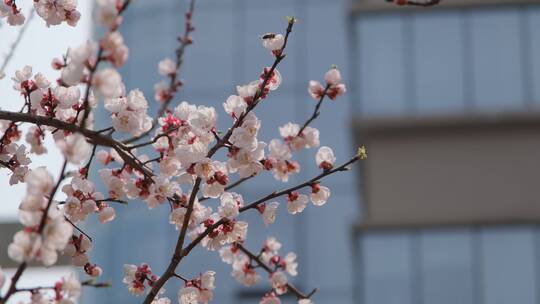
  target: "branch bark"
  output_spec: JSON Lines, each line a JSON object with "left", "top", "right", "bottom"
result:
{"left": 0, "top": 110, "right": 152, "bottom": 178}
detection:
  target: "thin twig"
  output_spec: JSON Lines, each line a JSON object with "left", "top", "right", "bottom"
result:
{"left": 205, "top": 18, "right": 295, "bottom": 160}
{"left": 172, "top": 273, "right": 188, "bottom": 282}
{"left": 389, "top": 0, "right": 441, "bottom": 6}
{"left": 38, "top": 159, "right": 68, "bottom": 232}
{"left": 142, "top": 177, "right": 201, "bottom": 304}
{"left": 127, "top": 126, "right": 180, "bottom": 150}
{"left": 0, "top": 262, "right": 26, "bottom": 304}
{"left": 64, "top": 216, "right": 93, "bottom": 242}
{"left": 95, "top": 198, "right": 128, "bottom": 205}
{"left": 13, "top": 279, "right": 111, "bottom": 293}
{"left": 297, "top": 85, "right": 330, "bottom": 136}
{"left": 82, "top": 144, "right": 98, "bottom": 178}
{"left": 235, "top": 242, "right": 318, "bottom": 300}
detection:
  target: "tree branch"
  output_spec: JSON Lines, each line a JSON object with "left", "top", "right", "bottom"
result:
{"left": 390, "top": 0, "right": 441, "bottom": 6}
{"left": 13, "top": 279, "right": 111, "bottom": 294}
{"left": 297, "top": 84, "right": 330, "bottom": 136}
{"left": 143, "top": 15, "right": 296, "bottom": 304}
{"left": 0, "top": 110, "right": 153, "bottom": 178}
{"left": 142, "top": 177, "right": 201, "bottom": 304}
{"left": 235, "top": 242, "right": 318, "bottom": 300}
{"left": 181, "top": 154, "right": 361, "bottom": 261}
{"left": 0, "top": 262, "right": 27, "bottom": 304}
{"left": 205, "top": 18, "right": 295, "bottom": 159}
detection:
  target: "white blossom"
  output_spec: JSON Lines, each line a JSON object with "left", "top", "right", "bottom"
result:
{"left": 260, "top": 292, "right": 281, "bottom": 304}
{"left": 105, "top": 89, "right": 152, "bottom": 136}
{"left": 223, "top": 95, "right": 247, "bottom": 118}
{"left": 55, "top": 133, "right": 92, "bottom": 165}
{"left": 262, "top": 33, "right": 285, "bottom": 52}
{"left": 158, "top": 58, "right": 176, "bottom": 76}
{"left": 34, "top": 0, "right": 81, "bottom": 27}
{"left": 310, "top": 184, "right": 331, "bottom": 206}
{"left": 287, "top": 193, "right": 308, "bottom": 215}
{"left": 262, "top": 202, "right": 279, "bottom": 226}
{"left": 218, "top": 192, "right": 241, "bottom": 219}
{"left": 0, "top": 2, "right": 25, "bottom": 26}
{"left": 94, "top": 68, "right": 123, "bottom": 98}
{"left": 324, "top": 66, "right": 341, "bottom": 85}
{"left": 270, "top": 271, "right": 288, "bottom": 295}
{"left": 315, "top": 146, "right": 335, "bottom": 169}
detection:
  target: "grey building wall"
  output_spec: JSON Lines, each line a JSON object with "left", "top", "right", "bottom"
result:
{"left": 86, "top": 1, "right": 540, "bottom": 304}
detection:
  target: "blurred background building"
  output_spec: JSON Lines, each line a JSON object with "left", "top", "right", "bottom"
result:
{"left": 2, "top": 0, "right": 540, "bottom": 303}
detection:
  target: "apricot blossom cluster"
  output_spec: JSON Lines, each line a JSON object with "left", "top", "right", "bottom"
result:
{"left": 0, "top": 1, "right": 380, "bottom": 304}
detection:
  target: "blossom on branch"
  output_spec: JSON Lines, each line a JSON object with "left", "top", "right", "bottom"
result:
{"left": 0, "top": 2, "right": 377, "bottom": 302}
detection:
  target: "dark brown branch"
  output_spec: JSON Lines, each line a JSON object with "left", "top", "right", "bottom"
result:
{"left": 172, "top": 273, "right": 189, "bottom": 282}
{"left": 143, "top": 157, "right": 162, "bottom": 165}
{"left": 406, "top": 0, "right": 440, "bottom": 6}
{"left": 96, "top": 126, "right": 114, "bottom": 133}
{"left": 0, "top": 110, "right": 152, "bottom": 178}
{"left": 390, "top": 0, "right": 441, "bottom": 6}
{"left": 95, "top": 198, "right": 128, "bottom": 205}
{"left": 0, "top": 262, "right": 27, "bottom": 304}
{"left": 65, "top": 216, "right": 93, "bottom": 242}
{"left": 13, "top": 279, "right": 111, "bottom": 294}
{"left": 82, "top": 144, "right": 98, "bottom": 178}
{"left": 297, "top": 84, "right": 330, "bottom": 136}
{"left": 235, "top": 242, "right": 318, "bottom": 300}
{"left": 38, "top": 159, "right": 68, "bottom": 232}
{"left": 142, "top": 177, "right": 202, "bottom": 304}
